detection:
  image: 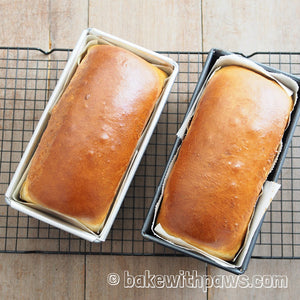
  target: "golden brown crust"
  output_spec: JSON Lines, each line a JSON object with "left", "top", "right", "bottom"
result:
{"left": 20, "top": 44, "right": 167, "bottom": 232}
{"left": 156, "top": 65, "right": 293, "bottom": 261}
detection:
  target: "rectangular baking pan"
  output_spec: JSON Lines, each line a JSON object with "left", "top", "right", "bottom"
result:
{"left": 142, "top": 48, "right": 300, "bottom": 274}
{"left": 5, "top": 28, "right": 179, "bottom": 242}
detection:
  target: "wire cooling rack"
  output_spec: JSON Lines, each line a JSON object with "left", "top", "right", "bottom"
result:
{"left": 0, "top": 48, "right": 299, "bottom": 258}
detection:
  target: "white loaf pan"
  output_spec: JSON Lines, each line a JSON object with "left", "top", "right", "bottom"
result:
{"left": 5, "top": 28, "right": 179, "bottom": 242}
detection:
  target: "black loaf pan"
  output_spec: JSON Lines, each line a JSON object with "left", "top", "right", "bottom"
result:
{"left": 142, "top": 48, "right": 300, "bottom": 275}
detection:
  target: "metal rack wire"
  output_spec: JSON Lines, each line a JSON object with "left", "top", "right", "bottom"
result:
{"left": 0, "top": 48, "right": 299, "bottom": 258}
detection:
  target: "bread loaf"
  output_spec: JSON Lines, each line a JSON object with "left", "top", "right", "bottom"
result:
{"left": 20, "top": 44, "right": 167, "bottom": 232}
{"left": 156, "top": 65, "right": 293, "bottom": 261}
